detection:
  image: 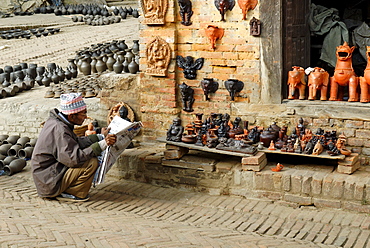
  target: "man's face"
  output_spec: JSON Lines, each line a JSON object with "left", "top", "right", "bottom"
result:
{"left": 68, "top": 109, "right": 87, "bottom": 126}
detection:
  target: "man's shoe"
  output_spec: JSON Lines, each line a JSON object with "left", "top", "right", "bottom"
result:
{"left": 56, "top": 193, "right": 89, "bottom": 202}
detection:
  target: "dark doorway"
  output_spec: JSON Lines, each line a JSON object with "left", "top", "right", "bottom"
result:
{"left": 282, "top": 0, "right": 370, "bottom": 99}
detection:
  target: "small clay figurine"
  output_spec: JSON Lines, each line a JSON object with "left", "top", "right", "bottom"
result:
{"left": 166, "top": 117, "right": 184, "bottom": 142}
{"left": 85, "top": 123, "right": 96, "bottom": 136}
{"left": 336, "top": 133, "right": 351, "bottom": 156}
{"left": 268, "top": 140, "right": 276, "bottom": 150}
{"left": 271, "top": 163, "right": 284, "bottom": 172}
{"left": 312, "top": 140, "right": 324, "bottom": 155}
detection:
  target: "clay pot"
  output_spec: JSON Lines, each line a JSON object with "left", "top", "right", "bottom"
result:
{"left": 47, "top": 63, "right": 56, "bottom": 72}
{"left": 132, "top": 40, "right": 140, "bottom": 54}
{"left": 113, "top": 58, "right": 123, "bottom": 74}
{"left": 260, "top": 128, "right": 276, "bottom": 148}
{"left": 18, "top": 147, "right": 34, "bottom": 159}
{"left": 0, "top": 144, "right": 12, "bottom": 155}
{"left": 95, "top": 55, "right": 107, "bottom": 73}
{"left": 16, "top": 137, "right": 30, "bottom": 147}
{"left": 24, "top": 138, "right": 37, "bottom": 147}
{"left": 106, "top": 53, "right": 116, "bottom": 71}
{"left": 4, "top": 159, "right": 27, "bottom": 176}
{"left": 4, "top": 156, "right": 18, "bottom": 165}
{"left": 8, "top": 144, "right": 22, "bottom": 156}
{"left": 90, "top": 57, "right": 97, "bottom": 74}
{"left": 5, "top": 135, "right": 20, "bottom": 145}
{"left": 128, "top": 59, "right": 139, "bottom": 74}
{"left": 0, "top": 134, "right": 9, "bottom": 143}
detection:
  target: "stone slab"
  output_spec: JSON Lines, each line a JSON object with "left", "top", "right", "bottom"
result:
{"left": 164, "top": 147, "right": 189, "bottom": 160}
{"left": 162, "top": 155, "right": 216, "bottom": 172}
{"left": 337, "top": 161, "right": 361, "bottom": 175}
{"left": 241, "top": 152, "right": 266, "bottom": 165}
{"left": 242, "top": 158, "right": 267, "bottom": 172}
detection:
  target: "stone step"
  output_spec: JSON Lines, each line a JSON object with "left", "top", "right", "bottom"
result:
{"left": 106, "top": 0, "right": 139, "bottom": 7}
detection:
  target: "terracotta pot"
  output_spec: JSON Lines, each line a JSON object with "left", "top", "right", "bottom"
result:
{"left": 18, "top": 147, "right": 34, "bottom": 159}
{"left": 8, "top": 144, "right": 22, "bottom": 157}
{"left": 4, "top": 159, "right": 27, "bottom": 176}
{"left": 16, "top": 137, "right": 30, "bottom": 147}
{"left": 0, "top": 144, "right": 12, "bottom": 156}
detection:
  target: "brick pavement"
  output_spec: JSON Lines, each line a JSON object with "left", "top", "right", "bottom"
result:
{"left": 0, "top": 166, "right": 368, "bottom": 247}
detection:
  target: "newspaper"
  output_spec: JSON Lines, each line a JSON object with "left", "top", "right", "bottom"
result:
{"left": 94, "top": 116, "right": 142, "bottom": 185}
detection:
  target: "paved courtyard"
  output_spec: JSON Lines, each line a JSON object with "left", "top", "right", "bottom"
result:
{"left": 0, "top": 12, "right": 370, "bottom": 248}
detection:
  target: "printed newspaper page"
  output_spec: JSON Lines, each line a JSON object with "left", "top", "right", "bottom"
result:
{"left": 94, "top": 116, "right": 142, "bottom": 185}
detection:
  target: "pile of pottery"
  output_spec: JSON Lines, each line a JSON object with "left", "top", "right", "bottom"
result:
{"left": 0, "top": 63, "right": 38, "bottom": 98}
{"left": 0, "top": 135, "right": 37, "bottom": 176}
{"left": 111, "top": 6, "right": 139, "bottom": 19}
{"left": 0, "top": 27, "right": 60, "bottom": 40}
{"left": 44, "top": 75, "right": 102, "bottom": 98}
{"left": 74, "top": 39, "right": 140, "bottom": 75}
{"left": 72, "top": 15, "right": 121, "bottom": 26}
{"left": 35, "top": 62, "right": 78, "bottom": 87}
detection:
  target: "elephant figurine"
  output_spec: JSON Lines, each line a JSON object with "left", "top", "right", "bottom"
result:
{"left": 205, "top": 25, "right": 224, "bottom": 50}
{"left": 329, "top": 42, "right": 359, "bottom": 102}
{"left": 287, "top": 66, "right": 306, "bottom": 100}
{"left": 360, "top": 46, "right": 370, "bottom": 102}
{"left": 308, "top": 67, "right": 329, "bottom": 100}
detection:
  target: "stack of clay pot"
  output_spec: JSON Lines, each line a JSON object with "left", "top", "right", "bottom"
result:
{"left": 74, "top": 39, "right": 140, "bottom": 76}
{"left": 0, "top": 134, "right": 37, "bottom": 176}
{"left": 44, "top": 75, "right": 102, "bottom": 98}
{"left": 0, "top": 63, "right": 37, "bottom": 99}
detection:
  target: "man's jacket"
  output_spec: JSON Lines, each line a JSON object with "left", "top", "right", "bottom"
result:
{"left": 31, "top": 108, "right": 102, "bottom": 198}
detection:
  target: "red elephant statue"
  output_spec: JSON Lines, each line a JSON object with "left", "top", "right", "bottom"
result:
{"left": 360, "top": 46, "right": 370, "bottom": 102}
{"left": 308, "top": 67, "right": 329, "bottom": 100}
{"left": 329, "top": 42, "right": 359, "bottom": 102}
{"left": 287, "top": 66, "right": 306, "bottom": 100}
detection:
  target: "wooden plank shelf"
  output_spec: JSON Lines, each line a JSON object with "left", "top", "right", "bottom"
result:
{"left": 157, "top": 137, "right": 255, "bottom": 157}
{"left": 157, "top": 137, "right": 345, "bottom": 160}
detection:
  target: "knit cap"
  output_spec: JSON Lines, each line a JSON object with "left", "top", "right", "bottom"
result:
{"left": 60, "top": 93, "right": 87, "bottom": 115}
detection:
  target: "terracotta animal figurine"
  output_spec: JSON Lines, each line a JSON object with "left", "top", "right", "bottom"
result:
{"left": 329, "top": 42, "right": 359, "bottom": 102}
{"left": 287, "top": 66, "right": 306, "bottom": 100}
{"left": 205, "top": 25, "right": 224, "bottom": 50}
{"left": 308, "top": 67, "right": 329, "bottom": 100}
{"left": 237, "top": 0, "right": 257, "bottom": 20}
{"left": 214, "top": 0, "right": 235, "bottom": 22}
{"left": 359, "top": 46, "right": 370, "bottom": 102}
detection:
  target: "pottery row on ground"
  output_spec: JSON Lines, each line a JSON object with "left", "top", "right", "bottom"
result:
{"left": 0, "top": 27, "right": 60, "bottom": 40}
{"left": 0, "top": 135, "right": 37, "bottom": 176}
{"left": 72, "top": 15, "right": 122, "bottom": 26}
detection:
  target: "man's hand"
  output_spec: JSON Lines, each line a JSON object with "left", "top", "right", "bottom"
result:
{"left": 101, "top": 127, "right": 110, "bottom": 137}
{"left": 105, "top": 134, "right": 117, "bottom": 146}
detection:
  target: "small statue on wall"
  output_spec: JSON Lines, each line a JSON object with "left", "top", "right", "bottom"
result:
{"left": 166, "top": 117, "right": 184, "bottom": 142}
{"left": 200, "top": 78, "right": 219, "bottom": 100}
{"left": 146, "top": 36, "right": 171, "bottom": 76}
{"left": 107, "top": 102, "right": 135, "bottom": 125}
{"left": 214, "top": 0, "right": 235, "bottom": 22}
{"left": 177, "top": 0, "right": 193, "bottom": 26}
{"left": 238, "top": 0, "right": 258, "bottom": 20}
{"left": 249, "top": 17, "right": 261, "bottom": 36}
{"left": 176, "top": 55, "right": 204, "bottom": 79}
{"left": 141, "top": 0, "right": 168, "bottom": 25}
{"left": 205, "top": 25, "right": 224, "bottom": 51}
{"left": 179, "top": 82, "right": 195, "bottom": 112}
{"left": 224, "top": 79, "right": 244, "bottom": 101}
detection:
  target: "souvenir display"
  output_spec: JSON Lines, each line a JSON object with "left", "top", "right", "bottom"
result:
{"left": 146, "top": 37, "right": 171, "bottom": 76}
{"left": 307, "top": 67, "right": 329, "bottom": 100}
{"left": 238, "top": 0, "right": 258, "bottom": 20}
{"left": 177, "top": 0, "right": 193, "bottom": 26}
{"left": 360, "top": 46, "right": 370, "bottom": 102}
{"left": 176, "top": 56, "right": 204, "bottom": 79}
